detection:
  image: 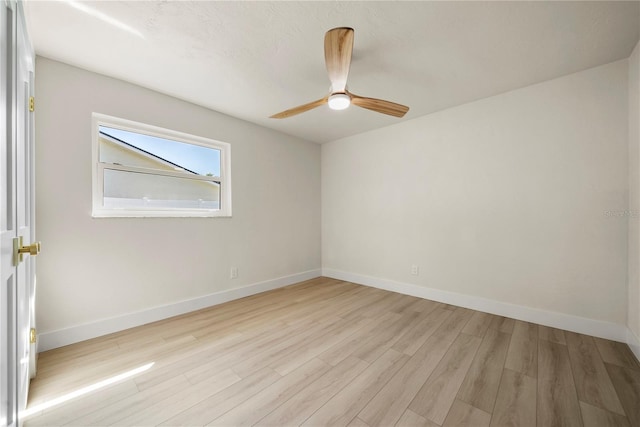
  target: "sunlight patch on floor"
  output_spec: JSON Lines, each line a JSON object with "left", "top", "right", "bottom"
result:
{"left": 21, "top": 362, "right": 154, "bottom": 418}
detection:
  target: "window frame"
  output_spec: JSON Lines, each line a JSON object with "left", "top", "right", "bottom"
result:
{"left": 91, "top": 113, "right": 232, "bottom": 218}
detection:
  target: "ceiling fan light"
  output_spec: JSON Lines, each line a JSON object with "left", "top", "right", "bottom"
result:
{"left": 328, "top": 93, "right": 351, "bottom": 110}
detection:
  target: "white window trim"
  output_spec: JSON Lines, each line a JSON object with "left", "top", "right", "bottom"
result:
{"left": 91, "top": 113, "right": 232, "bottom": 218}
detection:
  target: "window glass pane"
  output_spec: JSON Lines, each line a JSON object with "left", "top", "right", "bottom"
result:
{"left": 103, "top": 168, "right": 220, "bottom": 210}
{"left": 99, "top": 125, "right": 221, "bottom": 178}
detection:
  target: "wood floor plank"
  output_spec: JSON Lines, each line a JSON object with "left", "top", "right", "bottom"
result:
{"left": 234, "top": 283, "right": 368, "bottom": 335}
{"left": 256, "top": 356, "right": 368, "bottom": 426}
{"left": 579, "top": 401, "right": 631, "bottom": 427}
{"left": 442, "top": 399, "right": 491, "bottom": 427}
{"left": 490, "top": 368, "right": 536, "bottom": 427}
{"left": 392, "top": 308, "right": 452, "bottom": 355}
{"left": 317, "top": 311, "right": 401, "bottom": 366}
{"left": 432, "top": 307, "right": 474, "bottom": 342}
{"left": 312, "top": 287, "right": 388, "bottom": 321}
{"left": 192, "top": 280, "right": 350, "bottom": 339}
{"left": 112, "top": 368, "right": 241, "bottom": 426}
{"left": 33, "top": 338, "right": 120, "bottom": 377}
{"left": 340, "top": 291, "right": 401, "bottom": 321}
{"left": 408, "top": 333, "right": 482, "bottom": 425}
{"left": 405, "top": 298, "right": 440, "bottom": 314}
{"left": 302, "top": 349, "right": 409, "bottom": 427}
{"left": 181, "top": 316, "right": 336, "bottom": 385}
{"left": 395, "top": 409, "right": 439, "bottom": 427}
{"left": 351, "top": 311, "right": 421, "bottom": 363}
{"left": 29, "top": 334, "right": 200, "bottom": 401}
{"left": 133, "top": 333, "right": 247, "bottom": 391}
{"left": 387, "top": 294, "right": 422, "bottom": 314}
{"left": 441, "top": 303, "right": 459, "bottom": 311}
{"left": 209, "top": 358, "right": 330, "bottom": 426}
{"left": 159, "top": 367, "right": 281, "bottom": 426}
{"left": 23, "top": 381, "right": 139, "bottom": 426}
{"left": 594, "top": 338, "right": 640, "bottom": 371}
{"left": 538, "top": 325, "right": 567, "bottom": 345}
{"left": 173, "top": 278, "right": 336, "bottom": 339}
{"left": 230, "top": 316, "right": 344, "bottom": 378}
{"left": 504, "top": 320, "right": 538, "bottom": 378}
{"left": 489, "top": 316, "right": 515, "bottom": 334}
{"left": 358, "top": 334, "right": 453, "bottom": 426}
{"left": 537, "top": 340, "right": 582, "bottom": 427}
{"left": 228, "top": 292, "right": 346, "bottom": 335}
{"left": 130, "top": 334, "right": 259, "bottom": 391}
{"left": 66, "top": 373, "right": 190, "bottom": 425}
{"left": 461, "top": 311, "right": 494, "bottom": 338}
{"left": 34, "top": 335, "right": 120, "bottom": 367}
{"left": 457, "top": 328, "right": 511, "bottom": 413}
{"left": 565, "top": 332, "right": 625, "bottom": 415}
{"left": 284, "top": 284, "right": 367, "bottom": 319}
{"left": 606, "top": 363, "right": 640, "bottom": 427}
{"left": 347, "top": 417, "right": 372, "bottom": 427}
{"left": 270, "top": 316, "right": 373, "bottom": 376}
{"left": 355, "top": 292, "right": 407, "bottom": 319}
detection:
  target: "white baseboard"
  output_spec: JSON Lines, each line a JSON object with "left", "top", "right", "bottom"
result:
{"left": 38, "top": 269, "right": 322, "bottom": 352}
{"left": 322, "top": 268, "right": 628, "bottom": 343}
{"left": 628, "top": 328, "right": 640, "bottom": 362}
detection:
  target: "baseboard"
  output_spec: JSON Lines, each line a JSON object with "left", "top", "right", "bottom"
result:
{"left": 322, "top": 268, "right": 628, "bottom": 343}
{"left": 38, "top": 269, "right": 322, "bottom": 352}
{"left": 628, "top": 327, "right": 640, "bottom": 362}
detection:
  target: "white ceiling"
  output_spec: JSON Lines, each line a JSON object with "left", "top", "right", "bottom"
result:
{"left": 24, "top": 1, "right": 640, "bottom": 143}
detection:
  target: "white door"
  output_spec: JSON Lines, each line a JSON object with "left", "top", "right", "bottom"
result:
{"left": 15, "top": 0, "right": 36, "bottom": 411}
{"left": 0, "top": 2, "right": 19, "bottom": 424}
{"left": 1, "top": 1, "right": 37, "bottom": 425}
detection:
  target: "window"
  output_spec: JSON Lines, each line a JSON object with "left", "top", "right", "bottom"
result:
{"left": 92, "top": 113, "right": 231, "bottom": 217}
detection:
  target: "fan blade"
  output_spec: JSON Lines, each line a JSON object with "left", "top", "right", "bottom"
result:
{"left": 324, "top": 27, "right": 354, "bottom": 93}
{"left": 269, "top": 97, "right": 328, "bottom": 119}
{"left": 349, "top": 92, "right": 409, "bottom": 118}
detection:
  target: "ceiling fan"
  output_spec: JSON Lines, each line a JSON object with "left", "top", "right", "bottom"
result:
{"left": 270, "top": 27, "right": 410, "bottom": 119}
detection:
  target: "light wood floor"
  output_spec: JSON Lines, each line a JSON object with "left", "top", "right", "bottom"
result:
{"left": 24, "top": 277, "right": 640, "bottom": 426}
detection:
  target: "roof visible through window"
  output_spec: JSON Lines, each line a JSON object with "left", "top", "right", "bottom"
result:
{"left": 99, "top": 125, "right": 221, "bottom": 177}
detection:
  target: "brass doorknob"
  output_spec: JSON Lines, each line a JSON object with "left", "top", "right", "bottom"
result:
{"left": 18, "top": 241, "right": 41, "bottom": 256}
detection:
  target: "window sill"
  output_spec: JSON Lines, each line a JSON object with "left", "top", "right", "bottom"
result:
{"left": 91, "top": 209, "right": 232, "bottom": 218}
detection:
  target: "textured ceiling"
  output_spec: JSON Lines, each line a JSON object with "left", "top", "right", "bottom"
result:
{"left": 24, "top": 1, "right": 640, "bottom": 143}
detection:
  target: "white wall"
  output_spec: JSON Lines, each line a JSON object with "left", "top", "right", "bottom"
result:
{"left": 35, "top": 58, "right": 321, "bottom": 345}
{"left": 629, "top": 40, "right": 640, "bottom": 356}
{"left": 323, "top": 60, "right": 629, "bottom": 330}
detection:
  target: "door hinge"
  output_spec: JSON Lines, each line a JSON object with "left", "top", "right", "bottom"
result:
{"left": 30, "top": 328, "right": 37, "bottom": 344}
{"left": 29, "top": 96, "right": 34, "bottom": 112}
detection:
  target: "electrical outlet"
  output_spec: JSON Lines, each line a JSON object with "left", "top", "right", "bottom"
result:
{"left": 411, "top": 264, "right": 419, "bottom": 276}
{"left": 230, "top": 267, "right": 238, "bottom": 279}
